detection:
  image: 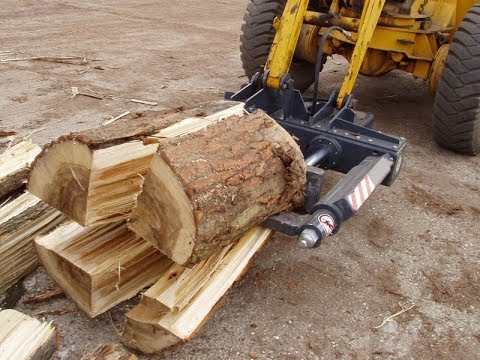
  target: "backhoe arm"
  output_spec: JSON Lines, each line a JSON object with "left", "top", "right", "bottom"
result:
{"left": 336, "top": 0, "right": 386, "bottom": 107}
{"left": 264, "top": 0, "right": 387, "bottom": 110}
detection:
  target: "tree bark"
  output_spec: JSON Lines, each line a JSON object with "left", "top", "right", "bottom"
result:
{"left": 129, "top": 110, "right": 306, "bottom": 266}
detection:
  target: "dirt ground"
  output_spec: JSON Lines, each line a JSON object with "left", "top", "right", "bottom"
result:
{"left": 1, "top": 1, "right": 479, "bottom": 359}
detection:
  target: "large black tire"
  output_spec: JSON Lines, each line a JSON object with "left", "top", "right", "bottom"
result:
{"left": 240, "top": 0, "right": 316, "bottom": 92}
{"left": 433, "top": 4, "right": 480, "bottom": 155}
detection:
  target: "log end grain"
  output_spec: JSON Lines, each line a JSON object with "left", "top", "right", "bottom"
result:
{"left": 28, "top": 141, "right": 93, "bottom": 224}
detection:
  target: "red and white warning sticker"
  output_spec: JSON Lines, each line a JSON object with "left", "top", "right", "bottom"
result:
{"left": 318, "top": 214, "right": 335, "bottom": 236}
{"left": 347, "top": 175, "right": 375, "bottom": 211}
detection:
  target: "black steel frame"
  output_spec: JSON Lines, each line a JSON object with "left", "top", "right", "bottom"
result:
{"left": 226, "top": 73, "right": 406, "bottom": 247}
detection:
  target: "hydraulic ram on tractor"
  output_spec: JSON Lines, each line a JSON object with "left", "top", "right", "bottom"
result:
{"left": 226, "top": 0, "right": 405, "bottom": 248}
{"left": 227, "top": 77, "right": 405, "bottom": 248}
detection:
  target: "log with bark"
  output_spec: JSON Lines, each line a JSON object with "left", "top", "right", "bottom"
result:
{"left": 34, "top": 221, "right": 172, "bottom": 317}
{"left": 129, "top": 109, "right": 306, "bottom": 266}
{"left": 28, "top": 101, "right": 244, "bottom": 226}
{"left": 121, "top": 227, "right": 271, "bottom": 354}
{"left": 0, "top": 140, "right": 41, "bottom": 199}
{"left": 0, "top": 309, "right": 57, "bottom": 359}
{"left": 0, "top": 192, "right": 66, "bottom": 294}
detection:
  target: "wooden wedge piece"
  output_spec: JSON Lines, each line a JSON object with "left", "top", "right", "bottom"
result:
{"left": 0, "top": 192, "right": 66, "bottom": 294}
{"left": 140, "top": 245, "right": 232, "bottom": 314}
{"left": 35, "top": 221, "right": 172, "bottom": 317}
{"left": 121, "top": 227, "right": 272, "bottom": 354}
{"left": 129, "top": 109, "right": 305, "bottom": 266}
{"left": 28, "top": 101, "right": 243, "bottom": 226}
{"left": 80, "top": 343, "right": 137, "bottom": 360}
{"left": 0, "top": 141, "right": 41, "bottom": 198}
{"left": 0, "top": 309, "right": 57, "bottom": 360}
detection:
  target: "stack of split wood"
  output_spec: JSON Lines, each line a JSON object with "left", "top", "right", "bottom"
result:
{"left": 0, "top": 140, "right": 66, "bottom": 295}
{"left": 28, "top": 100, "right": 307, "bottom": 354}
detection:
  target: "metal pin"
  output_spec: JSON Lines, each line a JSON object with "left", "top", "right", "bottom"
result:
{"left": 298, "top": 229, "right": 319, "bottom": 248}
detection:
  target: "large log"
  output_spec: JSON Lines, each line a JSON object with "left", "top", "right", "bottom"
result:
{"left": 129, "top": 110, "right": 306, "bottom": 266}
{"left": 35, "top": 221, "right": 172, "bottom": 317}
{"left": 0, "top": 140, "right": 41, "bottom": 198}
{"left": 0, "top": 309, "right": 57, "bottom": 360}
{"left": 121, "top": 227, "right": 271, "bottom": 354}
{"left": 28, "top": 101, "right": 243, "bottom": 226}
{"left": 0, "top": 192, "right": 66, "bottom": 294}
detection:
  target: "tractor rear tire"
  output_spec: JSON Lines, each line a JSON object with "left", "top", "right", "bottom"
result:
{"left": 433, "top": 4, "right": 480, "bottom": 155}
{"left": 240, "top": 0, "right": 316, "bottom": 92}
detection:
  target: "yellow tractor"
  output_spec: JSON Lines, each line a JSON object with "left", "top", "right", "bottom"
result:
{"left": 239, "top": 0, "right": 479, "bottom": 155}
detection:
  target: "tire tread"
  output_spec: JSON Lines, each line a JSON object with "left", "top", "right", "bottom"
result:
{"left": 433, "top": 4, "right": 480, "bottom": 155}
{"left": 240, "top": 0, "right": 315, "bottom": 91}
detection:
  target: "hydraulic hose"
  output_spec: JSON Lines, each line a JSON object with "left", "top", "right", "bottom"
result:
{"left": 311, "top": 26, "right": 351, "bottom": 115}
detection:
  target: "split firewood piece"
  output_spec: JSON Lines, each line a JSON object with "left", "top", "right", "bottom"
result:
{"left": 35, "top": 221, "right": 172, "bottom": 317}
{"left": 0, "top": 140, "right": 41, "bottom": 198}
{"left": 0, "top": 309, "right": 57, "bottom": 360}
{"left": 80, "top": 343, "right": 137, "bottom": 360}
{"left": 129, "top": 109, "right": 306, "bottom": 266}
{"left": 0, "top": 192, "right": 66, "bottom": 294}
{"left": 28, "top": 100, "right": 243, "bottom": 226}
{"left": 140, "top": 244, "right": 232, "bottom": 314}
{"left": 121, "top": 227, "right": 272, "bottom": 354}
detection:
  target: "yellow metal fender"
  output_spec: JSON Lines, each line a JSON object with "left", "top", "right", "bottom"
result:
{"left": 428, "top": 44, "right": 450, "bottom": 94}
